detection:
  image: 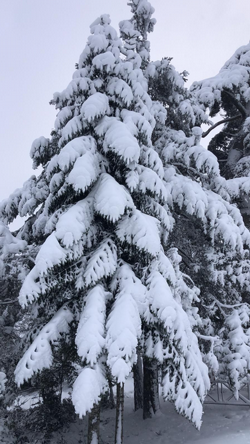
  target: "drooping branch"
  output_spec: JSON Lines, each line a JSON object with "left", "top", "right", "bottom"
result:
{"left": 202, "top": 114, "right": 242, "bottom": 138}
{"left": 223, "top": 89, "right": 247, "bottom": 117}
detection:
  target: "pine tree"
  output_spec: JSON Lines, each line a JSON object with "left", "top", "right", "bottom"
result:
{"left": 0, "top": 4, "right": 212, "bottom": 439}
{"left": 2, "top": 1, "right": 250, "bottom": 441}
{"left": 144, "top": 33, "right": 250, "bottom": 401}
{"left": 190, "top": 43, "right": 250, "bottom": 227}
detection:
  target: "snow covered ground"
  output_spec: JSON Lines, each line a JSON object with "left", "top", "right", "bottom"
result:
{"left": 1, "top": 379, "right": 250, "bottom": 443}
{"left": 50, "top": 379, "right": 250, "bottom": 444}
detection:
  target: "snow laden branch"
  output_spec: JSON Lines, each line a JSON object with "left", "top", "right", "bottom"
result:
{"left": 72, "top": 286, "right": 108, "bottom": 417}
{"left": 15, "top": 307, "right": 73, "bottom": 386}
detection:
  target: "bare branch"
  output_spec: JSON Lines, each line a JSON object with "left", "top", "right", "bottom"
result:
{"left": 202, "top": 114, "right": 242, "bottom": 138}
{"left": 223, "top": 89, "right": 247, "bottom": 117}
{"left": 0, "top": 299, "right": 17, "bottom": 305}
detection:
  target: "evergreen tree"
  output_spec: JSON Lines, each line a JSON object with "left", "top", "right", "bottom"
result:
{"left": 0, "top": 4, "right": 210, "bottom": 438}
{"left": 2, "top": 1, "right": 250, "bottom": 442}
{"left": 144, "top": 34, "right": 250, "bottom": 400}
{"left": 190, "top": 43, "right": 250, "bottom": 226}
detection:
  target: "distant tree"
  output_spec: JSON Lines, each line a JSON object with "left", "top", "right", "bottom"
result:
{"left": 191, "top": 42, "right": 250, "bottom": 226}
{"left": 145, "top": 30, "right": 250, "bottom": 402}
{"left": 0, "top": 221, "right": 29, "bottom": 386}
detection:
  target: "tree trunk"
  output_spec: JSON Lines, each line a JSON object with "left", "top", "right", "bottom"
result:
{"left": 143, "top": 357, "right": 159, "bottom": 420}
{"left": 133, "top": 353, "right": 143, "bottom": 411}
{"left": 115, "top": 382, "right": 124, "bottom": 444}
{"left": 109, "top": 378, "right": 115, "bottom": 409}
{"left": 88, "top": 403, "right": 100, "bottom": 444}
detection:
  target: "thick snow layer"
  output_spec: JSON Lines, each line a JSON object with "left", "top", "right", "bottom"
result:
{"left": 53, "top": 77, "right": 95, "bottom": 109}
{"left": 72, "top": 364, "right": 107, "bottom": 417}
{"left": 93, "top": 51, "right": 116, "bottom": 71}
{"left": 164, "top": 171, "right": 250, "bottom": 254}
{"left": 107, "top": 78, "right": 133, "bottom": 106}
{"left": 15, "top": 307, "right": 73, "bottom": 386}
{"left": 67, "top": 149, "right": 101, "bottom": 193}
{"left": 222, "top": 307, "right": 250, "bottom": 398}
{"left": 95, "top": 116, "right": 140, "bottom": 163}
{"left": 140, "top": 145, "right": 164, "bottom": 179}
{"left": 191, "top": 42, "right": 250, "bottom": 107}
{"left": 121, "top": 110, "right": 154, "bottom": 144}
{"left": 106, "top": 289, "right": 141, "bottom": 383}
{"left": 147, "top": 269, "right": 210, "bottom": 428}
{"left": 19, "top": 232, "right": 68, "bottom": 305}
{"left": 81, "top": 92, "right": 110, "bottom": 122}
{"left": 56, "top": 198, "right": 93, "bottom": 248}
{"left": 137, "top": 165, "right": 168, "bottom": 201}
{"left": 94, "top": 173, "right": 135, "bottom": 222}
{"left": 47, "top": 136, "right": 96, "bottom": 176}
{"left": 59, "top": 116, "right": 85, "bottom": 147}
{"left": 0, "top": 221, "right": 26, "bottom": 255}
{"left": 30, "top": 136, "right": 50, "bottom": 167}
{"left": 0, "top": 175, "right": 49, "bottom": 223}
{"left": 76, "top": 285, "right": 106, "bottom": 365}
{"left": 161, "top": 129, "right": 220, "bottom": 178}
{"left": 110, "top": 263, "right": 148, "bottom": 318}
{"left": 116, "top": 209, "right": 161, "bottom": 256}
{"left": 19, "top": 198, "right": 95, "bottom": 305}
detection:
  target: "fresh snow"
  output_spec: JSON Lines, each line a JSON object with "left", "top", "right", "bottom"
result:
{"left": 4, "top": 379, "right": 250, "bottom": 444}
{"left": 14, "top": 307, "right": 73, "bottom": 386}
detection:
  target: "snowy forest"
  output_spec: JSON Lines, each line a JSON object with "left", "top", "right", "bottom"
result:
{"left": 1, "top": 1, "right": 250, "bottom": 443}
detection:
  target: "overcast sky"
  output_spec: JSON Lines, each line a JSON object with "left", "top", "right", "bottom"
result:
{"left": 1, "top": 0, "right": 250, "bottom": 214}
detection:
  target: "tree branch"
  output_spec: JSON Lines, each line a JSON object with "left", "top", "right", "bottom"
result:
{"left": 223, "top": 89, "right": 247, "bottom": 117}
{"left": 0, "top": 299, "right": 17, "bottom": 305}
{"left": 202, "top": 114, "right": 242, "bottom": 138}
{"left": 172, "top": 162, "right": 205, "bottom": 180}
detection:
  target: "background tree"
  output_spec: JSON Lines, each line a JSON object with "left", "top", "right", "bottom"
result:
{"left": 191, "top": 42, "right": 250, "bottom": 227}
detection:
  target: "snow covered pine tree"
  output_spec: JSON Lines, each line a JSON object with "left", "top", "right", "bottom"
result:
{"left": 188, "top": 44, "right": 250, "bottom": 395}
{"left": 2, "top": 1, "right": 250, "bottom": 443}
{"left": 149, "top": 44, "right": 250, "bottom": 400}
{"left": 191, "top": 42, "right": 250, "bottom": 227}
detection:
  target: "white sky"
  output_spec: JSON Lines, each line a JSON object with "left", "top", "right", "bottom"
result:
{"left": 1, "top": 0, "right": 250, "bottom": 209}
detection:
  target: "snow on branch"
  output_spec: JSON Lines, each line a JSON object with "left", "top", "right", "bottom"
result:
{"left": 147, "top": 270, "right": 210, "bottom": 428}
{"left": 110, "top": 263, "right": 148, "bottom": 317}
{"left": 84, "top": 239, "right": 117, "bottom": 287}
{"left": 95, "top": 116, "right": 140, "bottom": 164}
{"left": 107, "top": 78, "right": 133, "bottom": 107}
{"left": 106, "top": 288, "right": 141, "bottom": 383}
{"left": 81, "top": 92, "right": 110, "bottom": 123}
{"left": 72, "top": 364, "right": 107, "bottom": 417}
{"left": 47, "top": 136, "right": 97, "bottom": 178}
{"left": 56, "top": 198, "right": 94, "bottom": 248}
{"left": 0, "top": 221, "right": 27, "bottom": 255}
{"left": 15, "top": 307, "right": 73, "bottom": 386}
{"left": 76, "top": 285, "right": 107, "bottom": 366}
{"left": 94, "top": 173, "right": 135, "bottom": 222}
{"left": 116, "top": 209, "right": 161, "bottom": 257}
{"left": 19, "top": 199, "right": 94, "bottom": 306}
